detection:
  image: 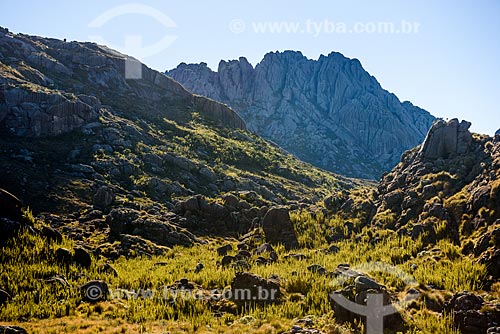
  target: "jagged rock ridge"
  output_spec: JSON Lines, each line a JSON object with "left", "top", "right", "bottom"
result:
{"left": 167, "top": 51, "right": 435, "bottom": 179}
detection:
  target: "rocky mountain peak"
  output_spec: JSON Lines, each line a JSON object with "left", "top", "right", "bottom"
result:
{"left": 167, "top": 51, "right": 435, "bottom": 179}
{"left": 496, "top": 128, "right": 500, "bottom": 136}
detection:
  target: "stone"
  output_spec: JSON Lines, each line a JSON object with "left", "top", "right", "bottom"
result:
{"left": 80, "top": 280, "right": 109, "bottom": 302}
{"left": 0, "top": 188, "right": 23, "bottom": 222}
{"left": 354, "top": 276, "right": 383, "bottom": 292}
{"left": 41, "top": 226, "right": 63, "bottom": 243}
{"left": 230, "top": 272, "right": 281, "bottom": 304}
{"left": 261, "top": 207, "right": 299, "bottom": 250}
{"left": 0, "top": 86, "right": 100, "bottom": 137}
{"left": 217, "top": 244, "right": 233, "bottom": 256}
{"left": 221, "top": 255, "right": 236, "bottom": 267}
{"left": 222, "top": 193, "right": 240, "bottom": 208}
{"left": 0, "top": 288, "right": 11, "bottom": 305}
{"left": 107, "top": 208, "right": 199, "bottom": 247}
{"left": 419, "top": 119, "right": 473, "bottom": 159}
{"left": 93, "top": 186, "right": 114, "bottom": 210}
{"left": 55, "top": 247, "right": 72, "bottom": 265}
{"left": 0, "top": 217, "right": 22, "bottom": 243}
{"left": 73, "top": 247, "right": 92, "bottom": 268}
{"left": 0, "top": 326, "right": 28, "bottom": 334}
{"left": 307, "top": 264, "right": 328, "bottom": 275}
{"left": 254, "top": 243, "right": 276, "bottom": 255}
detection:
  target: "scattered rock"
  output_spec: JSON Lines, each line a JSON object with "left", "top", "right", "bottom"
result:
{"left": 261, "top": 207, "right": 299, "bottom": 249}
{"left": 0, "top": 288, "right": 12, "bottom": 305}
{"left": 55, "top": 247, "right": 72, "bottom": 265}
{"left": 0, "top": 188, "right": 23, "bottom": 222}
{"left": 221, "top": 255, "right": 236, "bottom": 267}
{"left": 41, "top": 226, "right": 63, "bottom": 243}
{"left": 0, "top": 326, "right": 28, "bottom": 334}
{"left": 217, "top": 244, "right": 233, "bottom": 256}
{"left": 73, "top": 247, "right": 92, "bottom": 268}
{"left": 93, "top": 186, "right": 114, "bottom": 210}
{"left": 230, "top": 272, "right": 281, "bottom": 304}
{"left": 0, "top": 217, "right": 22, "bottom": 244}
{"left": 354, "top": 276, "right": 383, "bottom": 291}
{"left": 307, "top": 264, "right": 328, "bottom": 275}
{"left": 80, "top": 280, "right": 109, "bottom": 302}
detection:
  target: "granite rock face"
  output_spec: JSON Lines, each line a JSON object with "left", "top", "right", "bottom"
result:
{"left": 0, "top": 28, "right": 245, "bottom": 137}
{"left": 419, "top": 118, "right": 472, "bottom": 159}
{"left": 168, "top": 51, "right": 435, "bottom": 178}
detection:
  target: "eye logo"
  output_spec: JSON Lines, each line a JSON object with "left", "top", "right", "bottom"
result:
{"left": 88, "top": 3, "right": 178, "bottom": 78}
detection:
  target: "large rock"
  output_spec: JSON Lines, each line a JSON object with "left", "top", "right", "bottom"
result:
{"left": 262, "top": 207, "right": 299, "bottom": 249}
{"left": 419, "top": 118, "right": 473, "bottom": 159}
{"left": 0, "top": 188, "right": 23, "bottom": 221}
{"left": 0, "top": 326, "right": 28, "bottom": 334}
{"left": 107, "top": 208, "right": 199, "bottom": 247}
{"left": 230, "top": 272, "right": 281, "bottom": 304}
{"left": 93, "top": 186, "right": 114, "bottom": 210}
{"left": 168, "top": 51, "right": 435, "bottom": 179}
{"left": 496, "top": 129, "right": 500, "bottom": 136}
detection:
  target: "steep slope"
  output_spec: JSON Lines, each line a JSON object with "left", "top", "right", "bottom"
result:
{"left": 372, "top": 119, "right": 500, "bottom": 279}
{"left": 167, "top": 51, "right": 435, "bottom": 179}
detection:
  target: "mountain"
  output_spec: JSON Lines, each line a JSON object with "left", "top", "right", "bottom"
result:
{"left": 496, "top": 128, "right": 500, "bottom": 136}
{"left": 167, "top": 51, "right": 435, "bottom": 179}
{"left": 0, "top": 27, "right": 359, "bottom": 243}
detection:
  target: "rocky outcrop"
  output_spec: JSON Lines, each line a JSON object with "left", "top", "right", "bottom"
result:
{"left": 496, "top": 129, "right": 500, "bottom": 136}
{"left": 372, "top": 119, "right": 500, "bottom": 278}
{"left": 107, "top": 208, "right": 200, "bottom": 247}
{"left": 0, "top": 85, "right": 100, "bottom": 137}
{"left": 167, "top": 51, "right": 435, "bottom": 178}
{"left": 419, "top": 118, "right": 473, "bottom": 159}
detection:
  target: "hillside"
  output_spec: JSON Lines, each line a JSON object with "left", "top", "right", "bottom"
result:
{"left": 167, "top": 51, "right": 435, "bottom": 179}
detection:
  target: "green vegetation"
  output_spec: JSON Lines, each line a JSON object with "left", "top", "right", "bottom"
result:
{"left": 1, "top": 210, "right": 487, "bottom": 333}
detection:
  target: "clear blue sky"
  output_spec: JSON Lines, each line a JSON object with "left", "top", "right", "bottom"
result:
{"left": 1, "top": 0, "right": 499, "bottom": 135}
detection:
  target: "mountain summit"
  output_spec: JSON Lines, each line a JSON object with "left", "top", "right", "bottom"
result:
{"left": 167, "top": 51, "right": 435, "bottom": 179}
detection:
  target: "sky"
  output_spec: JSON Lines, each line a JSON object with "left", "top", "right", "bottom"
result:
{"left": 1, "top": 0, "right": 499, "bottom": 135}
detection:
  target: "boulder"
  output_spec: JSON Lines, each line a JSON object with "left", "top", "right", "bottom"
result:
{"left": 445, "top": 292, "right": 499, "bottom": 334}
{"left": 261, "top": 207, "right": 299, "bottom": 250}
{"left": 93, "top": 186, "right": 114, "bottom": 210}
{"left": 0, "top": 217, "right": 22, "bottom": 244}
{"left": 73, "top": 247, "right": 92, "bottom": 268}
{"left": 0, "top": 188, "right": 23, "bottom": 222}
{"left": 41, "top": 226, "right": 63, "bottom": 243}
{"left": 0, "top": 326, "right": 28, "bottom": 334}
{"left": 217, "top": 244, "right": 233, "bottom": 256}
{"left": 55, "top": 247, "right": 72, "bottom": 265}
{"left": 230, "top": 272, "right": 281, "bottom": 304}
{"left": 80, "top": 280, "right": 109, "bottom": 302}
{"left": 419, "top": 119, "right": 473, "bottom": 159}
{"left": 0, "top": 288, "right": 11, "bottom": 305}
